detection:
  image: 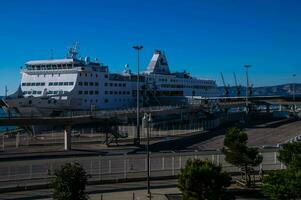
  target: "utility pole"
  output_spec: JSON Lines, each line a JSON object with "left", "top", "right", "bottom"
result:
{"left": 143, "top": 113, "right": 152, "bottom": 199}
{"left": 244, "top": 65, "right": 251, "bottom": 116}
{"left": 133, "top": 45, "right": 143, "bottom": 145}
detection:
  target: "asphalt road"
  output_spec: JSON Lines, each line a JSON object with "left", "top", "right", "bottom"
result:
{"left": 193, "top": 119, "right": 301, "bottom": 150}
{"left": 0, "top": 118, "right": 298, "bottom": 198}
{"left": 0, "top": 179, "right": 178, "bottom": 200}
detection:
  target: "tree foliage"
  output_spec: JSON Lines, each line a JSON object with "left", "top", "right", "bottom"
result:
{"left": 178, "top": 159, "right": 233, "bottom": 200}
{"left": 278, "top": 142, "right": 301, "bottom": 169}
{"left": 222, "top": 127, "right": 262, "bottom": 186}
{"left": 262, "top": 142, "right": 301, "bottom": 200}
{"left": 262, "top": 169, "right": 301, "bottom": 200}
{"left": 52, "top": 162, "right": 90, "bottom": 200}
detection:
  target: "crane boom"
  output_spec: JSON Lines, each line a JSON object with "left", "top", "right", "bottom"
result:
{"left": 233, "top": 72, "right": 241, "bottom": 96}
{"left": 233, "top": 72, "right": 238, "bottom": 87}
{"left": 220, "top": 72, "right": 226, "bottom": 87}
{"left": 220, "top": 72, "right": 229, "bottom": 97}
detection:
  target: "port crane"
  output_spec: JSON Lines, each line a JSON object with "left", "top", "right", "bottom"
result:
{"left": 233, "top": 72, "right": 241, "bottom": 96}
{"left": 220, "top": 72, "right": 229, "bottom": 97}
{"left": 245, "top": 66, "right": 253, "bottom": 96}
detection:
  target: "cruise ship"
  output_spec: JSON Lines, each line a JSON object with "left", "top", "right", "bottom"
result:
{"left": 1, "top": 46, "right": 219, "bottom": 116}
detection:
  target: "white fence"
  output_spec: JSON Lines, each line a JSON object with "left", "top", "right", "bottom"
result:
{"left": 0, "top": 150, "right": 284, "bottom": 186}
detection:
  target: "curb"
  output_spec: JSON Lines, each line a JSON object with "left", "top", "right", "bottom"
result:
{"left": 0, "top": 176, "right": 178, "bottom": 193}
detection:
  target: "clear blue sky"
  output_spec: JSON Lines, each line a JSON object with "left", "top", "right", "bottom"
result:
{"left": 0, "top": 0, "right": 300, "bottom": 95}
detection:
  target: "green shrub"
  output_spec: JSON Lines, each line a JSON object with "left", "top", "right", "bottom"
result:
{"left": 178, "top": 159, "right": 232, "bottom": 200}
{"left": 52, "top": 162, "right": 90, "bottom": 200}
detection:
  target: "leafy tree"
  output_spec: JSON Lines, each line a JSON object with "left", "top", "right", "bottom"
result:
{"left": 278, "top": 142, "right": 301, "bottom": 169}
{"left": 52, "top": 162, "right": 90, "bottom": 200}
{"left": 262, "top": 142, "right": 301, "bottom": 200}
{"left": 178, "top": 159, "right": 233, "bottom": 200}
{"left": 262, "top": 169, "right": 301, "bottom": 200}
{"left": 222, "top": 127, "right": 263, "bottom": 186}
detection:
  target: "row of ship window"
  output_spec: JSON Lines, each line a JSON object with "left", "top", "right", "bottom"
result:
{"left": 26, "top": 64, "right": 76, "bottom": 70}
{"left": 146, "top": 77, "right": 213, "bottom": 84}
{"left": 49, "top": 82, "right": 74, "bottom": 86}
{"left": 23, "top": 90, "right": 69, "bottom": 95}
{"left": 82, "top": 98, "right": 131, "bottom": 104}
{"left": 160, "top": 84, "right": 214, "bottom": 90}
{"left": 23, "top": 91, "right": 42, "bottom": 95}
{"left": 78, "top": 90, "right": 130, "bottom": 95}
{"left": 78, "top": 91, "right": 100, "bottom": 95}
{"left": 22, "top": 82, "right": 74, "bottom": 86}
{"left": 79, "top": 73, "right": 100, "bottom": 77}
{"left": 104, "top": 82, "right": 127, "bottom": 87}
{"left": 22, "top": 82, "right": 46, "bottom": 86}
{"left": 104, "top": 91, "right": 131, "bottom": 95}
{"left": 78, "top": 82, "right": 99, "bottom": 86}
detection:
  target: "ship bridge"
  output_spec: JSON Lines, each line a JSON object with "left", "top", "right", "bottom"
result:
{"left": 24, "top": 58, "right": 102, "bottom": 71}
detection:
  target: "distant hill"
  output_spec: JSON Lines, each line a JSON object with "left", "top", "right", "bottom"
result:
{"left": 218, "top": 83, "right": 301, "bottom": 97}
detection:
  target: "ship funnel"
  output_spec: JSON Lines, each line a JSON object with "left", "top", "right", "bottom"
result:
{"left": 145, "top": 50, "right": 170, "bottom": 74}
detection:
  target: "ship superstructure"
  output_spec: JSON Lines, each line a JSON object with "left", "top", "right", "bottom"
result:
{"left": 2, "top": 47, "right": 218, "bottom": 116}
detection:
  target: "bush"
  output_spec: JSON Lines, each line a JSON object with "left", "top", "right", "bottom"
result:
{"left": 262, "top": 142, "right": 301, "bottom": 200}
{"left": 52, "top": 163, "right": 90, "bottom": 200}
{"left": 278, "top": 142, "right": 301, "bottom": 169}
{"left": 262, "top": 169, "right": 301, "bottom": 200}
{"left": 178, "top": 159, "right": 232, "bottom": 200}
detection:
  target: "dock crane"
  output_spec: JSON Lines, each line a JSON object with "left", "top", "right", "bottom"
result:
{"left": 220, "top": 72, "right": 229, "bottom": 97}
{"left": 233, "top": 72, "right": 241, "bottom": 96}
{"left": 244, "top": 65, "right": 253, "bottom": 97}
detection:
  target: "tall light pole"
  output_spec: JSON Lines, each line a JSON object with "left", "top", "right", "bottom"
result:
{"left": 133, "top": 45, "right": 143, "bottom": 145}
{"left": 244, "top": 65, "right": 251, "bottom": 115}
{"left": 143, "top": 113, "right": 152, "bottom": 199}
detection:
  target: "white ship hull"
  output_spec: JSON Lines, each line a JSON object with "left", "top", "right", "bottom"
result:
{"left": 2, "top": 49, "right": 219, "bottom": 117}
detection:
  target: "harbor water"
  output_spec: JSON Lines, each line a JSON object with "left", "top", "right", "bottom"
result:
{"left": 0, "top": 108, "right": 15, "bottom": 133}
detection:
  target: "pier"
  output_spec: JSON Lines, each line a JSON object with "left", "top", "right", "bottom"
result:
{"left": 0, "top": 96, "right": 300, "bottom": 151}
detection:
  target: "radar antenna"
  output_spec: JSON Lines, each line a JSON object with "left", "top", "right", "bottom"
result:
{"left": 66, "top": 42, "right": 80, "bottom": 59}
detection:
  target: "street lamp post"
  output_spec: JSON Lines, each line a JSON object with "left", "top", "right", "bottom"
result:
{"left": 133, "top": 45, "right": 143, "bottom": 145}
{"left": 143, "top": 113, "right": 152, "bottom": 199}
